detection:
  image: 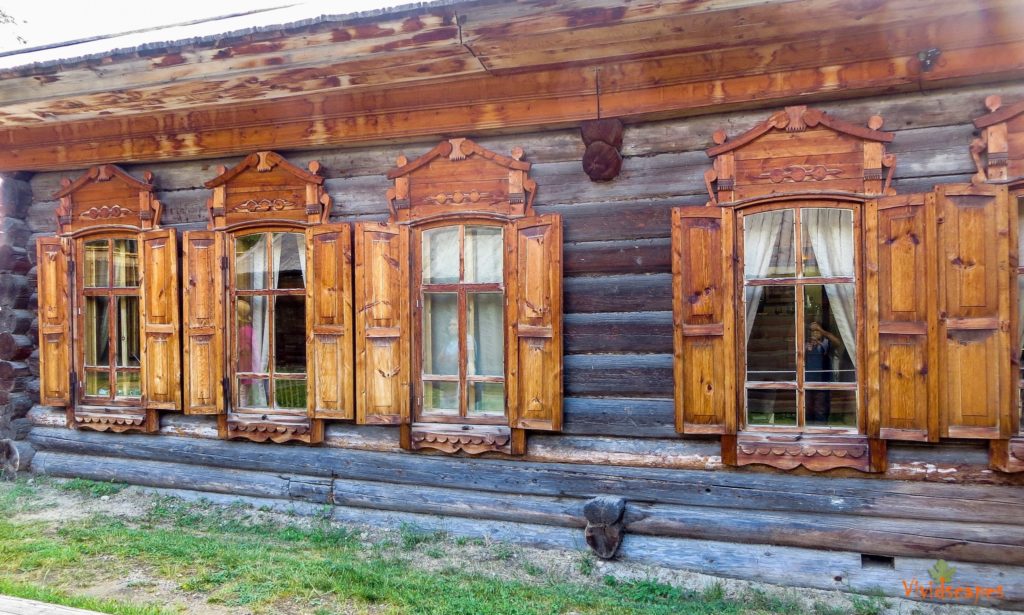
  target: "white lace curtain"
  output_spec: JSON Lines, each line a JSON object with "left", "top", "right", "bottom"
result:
{"left": 743, "top": 210, "right": 789, "bottom": 341}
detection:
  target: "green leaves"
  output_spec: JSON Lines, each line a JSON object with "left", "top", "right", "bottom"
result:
{"left": 928, "top": 560, "right": 957, "bottom": 583}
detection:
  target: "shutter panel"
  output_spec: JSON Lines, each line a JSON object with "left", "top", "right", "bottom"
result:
{"left": 141, "top": 229, "right": 181, "bottom": 410}
{"left": 865, "top": 195, "right": 938, "bottom": 441}
{"left": 36, "top": 237, "right": 71, "bottom": 407}
{"left": 936, "top": 184, "right": 1013, "bottom": 439}
{"left": 508, "top": 215, "right": 562, "bottom": 431}
{"left": 307, "top": 224, "right": 354, "bottom": 420}
{"left": 354, "top": 222, "right": 409, "bottom": 425}
{"left": 671, "top": 207, "right": 736, "bottom": 434}
{"left": 182, "top": 231, "right": 225, "bottom": 415}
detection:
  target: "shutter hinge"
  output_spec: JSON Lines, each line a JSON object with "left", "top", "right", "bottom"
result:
{"left": 221, "top": 377, "right": 231, "bottom": 407}
{"left": 220, "top": 256, "right": 229, "bottom": 271}
{"left": 70, "top": 371, "right": 78, "bottom": 410}
{"left": 68, "top": 258, "right": 76, "bottom": 278}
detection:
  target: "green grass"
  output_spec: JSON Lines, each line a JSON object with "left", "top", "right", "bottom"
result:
{"left": 0, "top": 483, "right": 846, "bottom": 615}
{"left": 57, "top": 478, "right": 127, "bottom": 498}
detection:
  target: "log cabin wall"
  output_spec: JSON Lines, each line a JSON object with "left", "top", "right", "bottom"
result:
{"left": 18, "top": 80, "right": 1024, "bottom": 483}
{"left": 11, "top": 81, "right": 1024, "bottom": 609}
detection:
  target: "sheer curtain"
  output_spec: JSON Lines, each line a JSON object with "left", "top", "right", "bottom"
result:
{"left": 803, "top": 209, "right": 857, "bottom": 364}
{"left": 743, "top": 210, "right": 790, "bottom": 340}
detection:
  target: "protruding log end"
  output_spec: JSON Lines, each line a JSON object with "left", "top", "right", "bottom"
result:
{"left": 581, "top": 118, "right": 625, "bottom": 182}
{"left": 583, "top": 495, "right": 626, "bottom": 559}
{"left": 0, "top": 438, "right": 33, "bottom": 477}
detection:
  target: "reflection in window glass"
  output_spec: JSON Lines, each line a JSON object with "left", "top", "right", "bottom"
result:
{"left": 744, "top": 286, "right": 795, "bottom": 382}
{"left": 801, "top": 209, "right": 854, "bottom": 278}
{"left": 803, "top": 284, "right": 856, "bottom": 383}
{"left": 806, "top": 389, "right": 857, "bottom": 428}
{"left": 746, "top": 389, "right": 797, "bottom": 426}
{"left": 84, "top": 297, "right": 110, "bottom": 367}
{"left": 274, "top": 296, "right": 306, "bottom": 373}
{"left": 115, "top": 296, "right": 141, "bottom": 367}
{"left": 112, "top": 239, "right": 140, "bottom": 287}
{"left": 235, "top": 234, "right": 268, "bottom": 290}
{"left": 424, "top": 381, "right": 458, "bottom": 413}
{"left": 85, "top": 370, "right": 108, "bottom": 397}
{"left": 423, "top": 227, "right": 459, "bottom": 284}
{"left": 423, "top": 293, "right": 458, "bottom": 376}
{"left": 116, "top": 372, "right": 141, "bottom": 398}
{"left": 273, "top": 232, "right": 306, "bottom": 289}
{"left": 84, "top": 240, "right": 109, "bottom": 288}
{"left": 469, "top": 382, "right": 504, "bottom": 415}
{"left": 238, "top": 379, "right": 270, "bottom": 408}
{"left": 744, "top": 210, "right": 794, "bottom": 279}
{"left": 275, "top": 379, "right": 307, "bottom": 409}
{"left": 468, "top": 293, "right": 503, "bottom": 376}
{"left": 466, "top": 227, "right": 503, "bottom": 283}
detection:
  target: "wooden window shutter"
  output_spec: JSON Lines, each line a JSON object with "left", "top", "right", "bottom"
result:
{"left": 354, "top": 222, "right": 410, "bottom": 425}
{"left": 307, "top": 224, "right": 354, "bottom": 420}
{"left": 507, "top": 214, "right": 563, "bottom": 431}
{"left": 671, "top": 207, "right": 736, "bottom": 434}
{"left": 935, "top": 184, "right": 1013, "bottom": 439}
{"left": 865, "top": 195, "right": 938, "bottom": 441}
{"left": 36, "top": 236, "right": 71, "bottom": 407}
{"left": 182, "top": 231, "right": 225, "bottom": 415}
{"left": 140, "top": 229, "right": 181, "bottom": 410}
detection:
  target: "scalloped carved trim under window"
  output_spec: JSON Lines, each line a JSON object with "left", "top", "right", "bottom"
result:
{"left": 730, "top": 432, "right": 885, "bottom": 473}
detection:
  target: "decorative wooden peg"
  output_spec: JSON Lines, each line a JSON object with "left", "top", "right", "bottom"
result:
{"left": 581, "top": 118, "right": 624, "bottom": 182}
{"left": 583, "top": 495, "right": 626, "bottom": 559}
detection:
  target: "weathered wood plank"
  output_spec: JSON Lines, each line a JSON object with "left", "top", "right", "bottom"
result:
{"left": 564, "top": 238, "right": 671, "bottom": 276}
{"left": 28, "top": 427, "right": 1024, "bottom": 522}
{"left": 562, "top": 397, "right": 677, "bottom": 437}
{"left": 564, "top": 274, "right": 672, "bottom": 313}
{"left": 564, "top": 354, "right": 673, "bottom": 398}
{"left": 564, "top": 311, "right": 673, "bottom": 354}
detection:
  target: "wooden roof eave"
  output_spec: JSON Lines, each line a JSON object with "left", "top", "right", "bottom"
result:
{"left": 706, "top": 106, "right": 894, "bottom": 158}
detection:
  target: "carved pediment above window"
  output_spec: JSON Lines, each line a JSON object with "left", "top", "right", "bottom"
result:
{"left": 972, "top": 95, "right": 1024, "bottom": 184}
{"left": 204, "top": 151, "right": 331, "bottom": 229}
{"left": 53, "top": 165, "right": 161, "bottom": 235}
{"left": 386, "top": 138, "right": 536, "bottom": 223}
{"left": 704, "top": 106, "right": 896, "bottom": 205}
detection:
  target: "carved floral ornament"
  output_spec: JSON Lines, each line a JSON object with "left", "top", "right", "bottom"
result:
{"left": 971, "top": 94, "right": 1024, "bottom": 184}
{"left": 703, "top": 105, "right": 896, "bottom": 205}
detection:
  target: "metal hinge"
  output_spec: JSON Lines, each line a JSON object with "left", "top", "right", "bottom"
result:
{"left": 221, "top": 377, "right": 231, "bottom": 407}
{"left": 220, "top": 256, "right": 229, "bottom": 271}
{"left": 70, "top": 371, "right": 78, "bottom": 410}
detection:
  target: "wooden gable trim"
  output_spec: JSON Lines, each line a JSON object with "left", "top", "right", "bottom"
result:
{"left": 971, "top": 95, "right": 1024, "bottom": 184}
{"left": 53, "top": 165, "right": 162, "bottom": 235}
{"left": 204, "top": 151, "right": 324, "bottom": 189}
{"left": 386, "top": 138, "right": 531, "bottom": 179}
{"left": 706, "top": 106, "right": 893, "bottom": 158}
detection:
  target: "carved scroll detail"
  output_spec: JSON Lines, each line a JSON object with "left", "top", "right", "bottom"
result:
{"left": 231, "top": 198, "right": 297, "bottom": 213}
{"left": 80, "top": 205, "right": 130, "bottom": 221}
{"left": 759, "top": 165, "right": 843, "bottom": 183}
{"left": 423, "top": 190, "right": 492, "bottom": 206}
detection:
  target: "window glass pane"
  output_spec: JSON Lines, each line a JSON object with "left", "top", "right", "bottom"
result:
{"left": 744, "top": 209, "right": 794, "bottom": 279}
{"left": 115, "top": 372, "right": 141, "bottom": 398}
{"left": 422, "top": 293, "right": 459, "bottom": 376}
{"left": 273, "top": 232, "right": 306, "bottom": 289}
{"left": 423, "top": 381, "right": 458, "bottom": 413}
{"left": 423, "top": 227, "right": 459, "bottom": 284}
{"left": 238, "top": 378, "right": 269, "bottom": 408}
{"left": 806, "top": 388, "right": 857, "bottom": 428}
{"left": 84, "top": 296, "right": 110, "bottom": 367}
{"left": 275, "top": 379, "right": 307, "bottom": 409}
{"left": 112, "top": 239, "right": 140, "bottom": 287}
{"left": 1019, "top": 273, "right": 1024, "bottom": 383}
{"left": 84, "top": 240, "right": 109, "bottom": 288}
{"left": 744, "top": 286, "right": 795, "bottom": 382}
{"left": 115, "top": 296, "right": 141, "bottom": 367}
{"left": 469, "top": 382, "right": 504, "bottom": 415}
{"left": 465, "top": 226, "right": 503, "bottom": 283}
{"left": 804, "top": 284, "right": 856, "bottom": 382}
{"left": 801, "top": 208, "right": 854, "bottom": 278}
{"left": 746, "top": 389, "right": 797, "bottom": 426}
{"left": 274, "top": 296, "right": 306, "bottom": 373}
{"left": 85, "top": 370, "right": 109, "bottom": 397}
{"left": 236, "top": 297, "right": 269, "bottom": 373}
{"left": 235, "top": 233, "right": 268, "bottom": 290}
{"left": 467, "top": 293, "right": 503, "bottom": 377}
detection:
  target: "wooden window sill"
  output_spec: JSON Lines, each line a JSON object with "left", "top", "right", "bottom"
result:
{"left": 730, "top": 432, "right": 884, "bottom": 473}
{"left": 991, "top": 437, "right": 1024, "bottom": 473}
{"left": 221, "top": 413, "right": 323, "bottom": 445}
{"left": 72, "top": 405, "right": 157, "bottom": 434}
{"left": 409, "top": 423, "right": 514, "bottom": 455}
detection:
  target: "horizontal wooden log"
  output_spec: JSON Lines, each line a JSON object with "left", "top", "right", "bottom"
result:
{"left": 27, "top": 427, "right": 1024, "bottom": 523}
{"left": 5, "top": 393, "right": 32, "bottom": 418}
{"left": 0, "top": 308, "right": 34, "bottom": 336}
{"left": 0, "top": 332, "right": 33, "bottom": 361}
{"left": 565, "top": 274, "right": 671, "bottom": 313}
{"left": 528, "top": 434, "right": 720, "bottom": 468}
{"left": 564, "top": 238, "right": 671, "bottom": 276}
{"left": 564, "top": 311, "right": 672, "bottom": 354}
{"left": 562, "top": 397, "right": 677, "bottom": 437}
{"left": 565, "top": 354, "right": 673, "bottom": 398}
{"left": 0, "top": 438, "right": 33, "bottom": 474}
{"left": 9, "top": 417, "right": 32, "bottom": 440}
{"left": 0, "top": 275, "right": 32, "bottom": 311}
{"left": 0, "top": 245, "right": 31, "bottom": 274}
{"left": 32, "top": 451, "right": 332, "bottom": 504}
